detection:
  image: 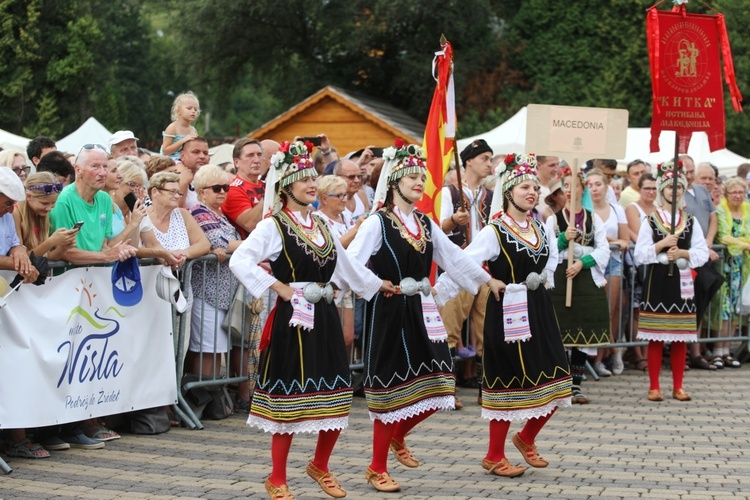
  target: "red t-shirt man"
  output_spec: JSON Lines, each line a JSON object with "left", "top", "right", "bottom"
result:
{"left": 221, "top": 139, "right": 265, "bottom": 239}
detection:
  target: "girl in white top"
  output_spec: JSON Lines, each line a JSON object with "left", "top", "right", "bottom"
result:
{"left": 588, "top": 169, "right": 629, "bottom": 376}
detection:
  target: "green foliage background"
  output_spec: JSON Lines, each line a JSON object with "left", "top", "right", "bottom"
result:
{"left": 0, "top": 0, "right": 747, "bottom": 156}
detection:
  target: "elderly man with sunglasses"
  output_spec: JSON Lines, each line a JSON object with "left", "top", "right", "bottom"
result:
{"left": 335, "top": 158, "right": 370, "bottom": 222}
{"left": 49, "top": 144, "right": 137, "bottom": 265}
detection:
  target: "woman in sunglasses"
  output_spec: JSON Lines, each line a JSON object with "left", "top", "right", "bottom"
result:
{"left": 109, "top": 156, "right": 148, "bottom": 244}
{"left": 13, "top": 172, "right": 78, "bottom": 260}
{"left": 188, "top": 166, "right": 242, "bottom": 382}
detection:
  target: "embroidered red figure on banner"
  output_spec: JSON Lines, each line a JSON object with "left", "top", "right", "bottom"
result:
{"left": 646, "top": 1, "right": 742, "bottom": 154}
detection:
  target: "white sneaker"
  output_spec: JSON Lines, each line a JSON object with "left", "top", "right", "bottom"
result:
{"left": 612, "top": 350, "right": 624, "bottom": 375}
{"left": 594, "top": 361, "right": 612, "bottom": 377}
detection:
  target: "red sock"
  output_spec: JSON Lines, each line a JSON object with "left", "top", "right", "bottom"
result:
{"left": 518, "top": 408, "right": 556, "bottom": 446}
{"left": 486, "top": 419, "right": 511, "bottom": 463}
{"left": 392, "top": 408, "right": 437, "bottom": 444}
{"left": 647, "top": 341, "right": 664, "bottom": 391}
{"left": 312, "top": 429, "right": 341, "bottom": 472}
{"left": 670, "top": 341, "right": 687, "bottom": 391}
{"left": 269, "top": 433, "right": 293, "bottom": 486}
{"left": 370, "top": 419, "right": 395, "bottom": 474}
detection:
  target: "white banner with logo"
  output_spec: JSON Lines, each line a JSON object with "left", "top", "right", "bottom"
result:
{"left": 0, "top": 265, "right": 177, "bottom": 428}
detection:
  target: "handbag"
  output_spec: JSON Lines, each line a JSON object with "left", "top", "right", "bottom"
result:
{"left": 221, "top": 285, "right": 264, "bottom": 343}
{"left": 738, "top": 275, "right": 750, "bottom": 315}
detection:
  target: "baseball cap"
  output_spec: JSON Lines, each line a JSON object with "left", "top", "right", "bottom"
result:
{"left": 109, "top": 130, "right": 139, "bottom": 147}
{"left": 0, "top": 167, "right": 26, "bottom": 201}
{"left": 111, "top": 256, "right": 143, "bottom": 307}
{"left": 155, "top": 267, "right": 188, "bottom": 313}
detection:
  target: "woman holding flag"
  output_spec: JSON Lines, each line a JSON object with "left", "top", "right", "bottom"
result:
{"left": 229, "top": 140, "right": 394, "bottom": 500}
{"left": 634, "top": 161, "right": 708, "bottom": 402}
{"left": 347, "top": 140, "right": 490, "bottom": 493}
{"left": 436, "top": 153, "right": 572, "bottom": 477}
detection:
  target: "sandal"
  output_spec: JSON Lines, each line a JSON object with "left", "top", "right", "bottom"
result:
{"left": 482, "top": 458, "right": 525, "bottom": 478}
{"left": 83, "top": 426, "right": 121, "bottom": 442}
{"left": 365, "top": 466, "right": 400, "bottom": 492}
{"left": 688, "top": 356, "right": 717, "bottom": 371}
{"left": 3, "top": 439, "right": 50, "bottom": 459}
{"left": 723, "top": 355, "right": 741, "bottom": 368}
{"left": 264, "top": 478, "right": 295, "bottom": 500}
{"left": 512, "top": 433, "right": 548, "bottom": 468}
{"left": 390, "top": 438, "right": 420, "bottom": 467}
{"left": 634, "top": 359, "right": 648, "bottom": 372}
{"left": 306, "top": 461, "right": 346, "bottom": 498}
{"left": 647, "top": 390, "right": 664, "bottom": 402}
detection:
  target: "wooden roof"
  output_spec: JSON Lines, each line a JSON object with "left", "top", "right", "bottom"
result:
{"left": 246, "top": 86, "right": 425, "bottom": 156}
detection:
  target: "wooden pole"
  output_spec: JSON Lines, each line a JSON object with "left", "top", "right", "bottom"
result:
{"left": 565, "top": 157, "right": 580, "bottom": 307}
{"left": 668, "top": 133, "right": 680, "bottom": 277}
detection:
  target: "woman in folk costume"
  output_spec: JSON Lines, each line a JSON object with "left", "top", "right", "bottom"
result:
{"left": 229, "top": 140, "right": 395, "bottom": 500}
{"left": 634, "top": 161, "right": 708, "bottom": 402}
{"left": 347, "top": 140, "right": 490, "bottom": 493}
{"left": 436, "top": 153, "right": 572, "bottom": 478}
{"left": 547, "top": 167, "right": 610, "bottom": 404}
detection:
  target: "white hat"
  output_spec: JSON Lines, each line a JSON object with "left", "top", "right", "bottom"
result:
{"left": 155, "top": 267, "right": 188, "bottom": 313}
{"left": 0, "top": 167, "right": 26, "bottom": 201}
{"left": 109, "top": 130, "right": 139, "bottom": 147}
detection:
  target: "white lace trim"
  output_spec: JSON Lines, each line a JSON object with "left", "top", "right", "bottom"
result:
{"left": 369, "top": 395, "right": 454, "bottom": 424}
{"left": 481, "top": 398, "right": 571, "bottom": 422}
{"left": 636, "top": 333, "right": 697, "bottom": 343}
{"left": 246, "top": 415, "right": 348, "bottom": 435}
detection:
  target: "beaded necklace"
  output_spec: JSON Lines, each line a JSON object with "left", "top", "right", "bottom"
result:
{"left": 277, "top": 209, "right": 335, "bottom": 265}
{"left": 387, "top": 208, "right": 428, "bottom": 253}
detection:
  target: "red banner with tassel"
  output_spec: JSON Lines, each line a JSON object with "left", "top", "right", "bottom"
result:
{"left": 646, "top": 2, "right": 742, "bottom": 154}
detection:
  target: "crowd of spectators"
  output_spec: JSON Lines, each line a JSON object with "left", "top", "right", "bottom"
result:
{"left": 1, "top": 97, "right": 749, "bottom": 462}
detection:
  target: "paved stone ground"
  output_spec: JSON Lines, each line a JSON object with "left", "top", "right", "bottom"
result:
{"left": 1, "top": 365, "right": 749, "bottom": 499}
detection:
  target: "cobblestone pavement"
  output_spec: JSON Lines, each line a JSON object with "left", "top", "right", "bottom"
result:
{"left": 1, "top": 365, "right": 749, "bottom": 499}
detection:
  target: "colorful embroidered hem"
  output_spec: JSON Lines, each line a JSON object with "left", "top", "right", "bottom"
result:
{"left": 482, "top": 397, "right": 571, "bottom": 422}
{"left": 482, "top": 376, "right": 572, "bottom": 415}
{"left": 368, "top": 395, "right": 455, "bottom": 424}
{"left": 249, "top": 386, "right": 353, "bottom": 433}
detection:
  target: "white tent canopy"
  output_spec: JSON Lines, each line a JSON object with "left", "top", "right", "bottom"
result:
{"left": 458, "top": 106, "right": 748, "bottom": 177}
{"left": 57, "top": 117, "right": 113, "bottom": 155}
{"left": 0, "top": 128, "right": 31, "bottom": 154}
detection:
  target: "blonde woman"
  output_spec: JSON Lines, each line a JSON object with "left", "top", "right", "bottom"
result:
{"left": 713, "top": 177, "right": 750, "bottom": 368}
{"left": 0, "top": 150, "right": 31, "bottom": 182}
{"left": 13, "top": 172, "right": 78, "bottom": 259}
{"left": 111, "top": 156, "right": 148, "bottom": 244}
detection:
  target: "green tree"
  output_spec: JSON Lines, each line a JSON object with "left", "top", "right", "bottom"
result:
{"left": 156, "top": 0, "right": 507, "bottom": 136}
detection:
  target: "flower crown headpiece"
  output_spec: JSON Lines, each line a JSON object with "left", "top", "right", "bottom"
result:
{"left": 270, "top": 140, "right": 318, "bottom": 188}
{"left": 560, "top": 165, "right": 586, "bottom": 185}
{"left": 382, "top": 138, "right": 426, "bottom": 182}
{"left": 495, "top": 153, "right": 539, "bottom": 193}
{"left": 655, "top": 160, "right": 686, "bottom": 189}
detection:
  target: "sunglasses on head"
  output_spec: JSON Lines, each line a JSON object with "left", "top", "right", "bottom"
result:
{"left": 28, "top": 182, "right": 64, "bottom": 195}
{"left": 81, "top": 144, "right": 108, "bottom": 153}
{"left": 205, "top": 184, "right": 230, "bottom": 193}
{"left": 75, "top": 144, "right": 108, "bottom": 164}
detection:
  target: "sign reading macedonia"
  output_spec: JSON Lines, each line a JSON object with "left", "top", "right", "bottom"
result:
{"left": 646, "top": 5, "right": 742, "bottom": 154}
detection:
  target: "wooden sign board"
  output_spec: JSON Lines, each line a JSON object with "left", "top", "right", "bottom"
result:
{"left": 525, "top": 104, "right": 629, "bottom": 159}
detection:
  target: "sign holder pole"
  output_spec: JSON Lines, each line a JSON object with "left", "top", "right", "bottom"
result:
{"left": 668, "top": 134, "right": 680, "bottom": 276}
{"left": 565, "top": 157, "right": 579, "bottom": 308}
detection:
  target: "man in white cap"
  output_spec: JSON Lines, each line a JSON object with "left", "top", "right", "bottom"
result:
{"left": 0, "top": 168, "right": 37, "bottom": 283}
{"left": 109, "top": 130, "right": 139, "bottom": 159}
